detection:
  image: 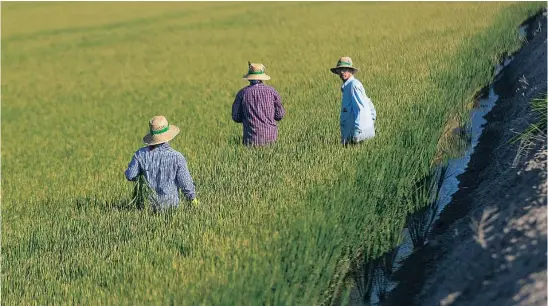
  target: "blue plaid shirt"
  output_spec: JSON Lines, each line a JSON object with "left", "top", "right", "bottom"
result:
{"left": 125, "top": 143, "right": 196, "bottom": 208}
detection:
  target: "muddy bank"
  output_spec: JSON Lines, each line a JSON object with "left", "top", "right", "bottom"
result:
{"left": 384, "top": 11, "right": 547, "bottom": 306}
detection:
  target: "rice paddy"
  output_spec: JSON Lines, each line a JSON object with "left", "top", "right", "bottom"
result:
{"left": 1, "top": 2, "right": 544, "bottom": 304}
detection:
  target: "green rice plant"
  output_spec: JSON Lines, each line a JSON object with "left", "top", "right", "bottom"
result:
{"left": 529, "top": 94, "right": 547, "bottom": 133}
{"left": 1, "top": 2, "right": 545, "bottom": 305}
{"left": 509, "top": 93, "right": 547, "bottom": 166}
{"left": 510, "top": 93, "right": 547, "bottom": 144}
{"left": 129, "top": 174, "right": 150, "bottom": 210}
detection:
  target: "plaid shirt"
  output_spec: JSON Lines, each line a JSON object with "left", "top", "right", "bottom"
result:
{"left": 232, "top": 83, "right": 285, "bottom": 146}
{"left": 125, "top": 143, "right": 195, "bottom": 209}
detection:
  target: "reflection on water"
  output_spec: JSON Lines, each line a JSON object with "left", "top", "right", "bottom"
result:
{"left": 436, "top": 86, "right": 499, "bottom": 219}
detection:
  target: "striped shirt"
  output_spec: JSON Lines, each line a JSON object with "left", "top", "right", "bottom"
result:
{"left": 125, "top": 142, "right": 196, "bottom": 209}
{"left": 232, "top": 82, "right": 285, "bottom": 146}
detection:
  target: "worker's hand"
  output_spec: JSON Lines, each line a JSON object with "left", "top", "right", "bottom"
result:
{"left": 191, "top": 198, "right": 200, "bottom": 207}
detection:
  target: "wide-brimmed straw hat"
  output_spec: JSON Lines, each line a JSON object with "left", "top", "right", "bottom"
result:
{"left": 243, "top": 62, "right": 271, "bottom": 81}
{"left": 142, "top": 115, "right": 180, "bottom": 146}
{"left": 330, "top": 56, "right": 359, "bottom": 74}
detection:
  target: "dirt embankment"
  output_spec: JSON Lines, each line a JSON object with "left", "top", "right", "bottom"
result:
{"left": 384, "top": 12, "right": 547, "bottom": 306}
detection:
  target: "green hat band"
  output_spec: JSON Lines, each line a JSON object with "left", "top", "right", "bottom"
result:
{"left": 338, "top": 61, "right": 352, "bottom": 66}
{"left": 248, "top": 70, "right": 265, "bottom": 75}
{"left": 151, "top": 125, "right": 169, "bottom": 135}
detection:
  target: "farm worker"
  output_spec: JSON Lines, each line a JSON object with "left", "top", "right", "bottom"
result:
{"left": 125, "top": 115, "right": 199, "bottom": 210}
{"left": 232, "top": 62, "right": 285, "bottom": 146}
{"left": 330, "top": 56, "right": 377, "bottom": 145}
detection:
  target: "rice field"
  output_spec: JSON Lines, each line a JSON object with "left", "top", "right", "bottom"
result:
{"left": 1, "top": 2, "right": 544, "bottom": 304}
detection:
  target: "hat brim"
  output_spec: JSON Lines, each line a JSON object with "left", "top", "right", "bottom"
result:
{"left": 143, "top": 125, "right": 180, "bottom": 146}
{"left": 330, "top": 66, "right": 359, "bottom": 74}
{"left": 243, "top": 73, "right": 271, "bottom": 81}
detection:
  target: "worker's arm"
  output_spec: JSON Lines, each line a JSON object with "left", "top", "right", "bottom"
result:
{"left": 125, "top": 153, "right": 140, "bottom": 181}
{"left": 273, "top": 90, "right": 285, "bottom": 121}
{"left": 232, "top": 91, "right": 244, "bottom": 123}
{"left": 176, "top": 156, "right": 196, "bottom": 201}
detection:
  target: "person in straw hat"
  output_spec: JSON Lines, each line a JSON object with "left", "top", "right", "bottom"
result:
{"left": 232, "top": 62, "right": 285, "bottom": 146}
{"left": 125, "top": 115, "right": 198, "bottom": 210}
{"left": 330, "top": 56, "right": 377, "bottom": 145}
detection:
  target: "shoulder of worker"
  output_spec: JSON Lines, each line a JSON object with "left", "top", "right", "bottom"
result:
{"left": 235, "top": 87, "right": 246, "bottom": 97}
{"left": 167, "top": 147, "right": 189, "bottom": 163}
{"left": 133, "top": 147, "right": 148, "bottom": 157}
{"left": 350, "top": 78, "right": 365, "bottom": 90}
{"left": 251, "top": 82, "right": 275, "bottom": 91}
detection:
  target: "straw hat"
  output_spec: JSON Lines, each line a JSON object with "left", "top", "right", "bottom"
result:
{"left": 142, "top": 115, "right": 180, "bottom": 146}
{"left": 330, "top": 56, "right": 359, "bottom": 74}
{"left": 243, "top": 62, "right": 271, "bottom": 81}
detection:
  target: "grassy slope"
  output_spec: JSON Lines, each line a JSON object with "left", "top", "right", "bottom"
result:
{"left": 1, "top": 2, "right": 543, "bottom": 304}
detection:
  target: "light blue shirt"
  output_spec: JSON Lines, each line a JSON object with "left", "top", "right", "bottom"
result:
{"left": 340, "top": 76, "right": 376, "bottom": 144}
{"left": 125, "top": 143, "right": 196, "bottom": 209}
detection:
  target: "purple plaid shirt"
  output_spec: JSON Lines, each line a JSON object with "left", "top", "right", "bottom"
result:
{"left": 232, "top": 83, "right": 285, "bottom": 146}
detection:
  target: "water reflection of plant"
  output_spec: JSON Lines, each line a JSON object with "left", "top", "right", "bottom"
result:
{"left": 350, "top": 244, "right": 401, "bottom": 305}
{"left": 351, "top": 255, "right": 376, "bottom": 304}
{"left": 406, "top": 165, "right": 449, "bottom": 248}
{"left": 374, "top": 246, "right": 400, "bottom": 304}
